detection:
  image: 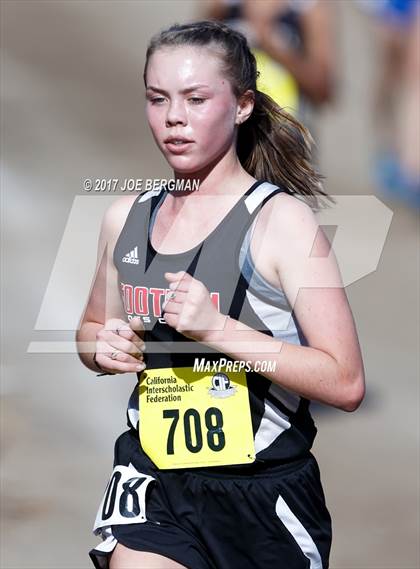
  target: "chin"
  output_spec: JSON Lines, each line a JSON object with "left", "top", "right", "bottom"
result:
{"left": 165, "top": 156, "right": 205, "bottom": 175}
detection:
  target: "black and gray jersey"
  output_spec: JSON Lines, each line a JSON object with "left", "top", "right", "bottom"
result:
{"left": 113, "top": 180, "right": 317, "bottom": 464}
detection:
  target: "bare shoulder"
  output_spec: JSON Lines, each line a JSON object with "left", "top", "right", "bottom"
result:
{"left": 251, "top": 191, "right": 335, "bottom": 286}
{"left": 101, "top": 195, "right": 138, "bottom": 242}
{"left": 103, "top": 194, "right": 137, "bottom": 224}
{"left": 256, "top": 191, "right": 321, "bottom": 241}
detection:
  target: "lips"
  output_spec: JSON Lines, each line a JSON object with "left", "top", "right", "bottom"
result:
{"left": 164, "top": 136, "right": 194, "bottom": 154}
{"left": 164, "top": 136, "right": 194, "bottom": 144}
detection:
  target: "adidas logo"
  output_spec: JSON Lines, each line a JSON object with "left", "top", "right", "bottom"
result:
{"left": 122, "top": 246, "right": 139, "bottom": 265}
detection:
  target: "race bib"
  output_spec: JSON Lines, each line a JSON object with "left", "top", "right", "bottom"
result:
{"left": 93, "top": 463, "right": 155, "bottom": 532}
{"left": 139, "top": 367, "right": 255, "bottom": 469}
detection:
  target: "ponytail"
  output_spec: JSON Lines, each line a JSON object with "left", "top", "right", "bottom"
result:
{"left": 238, "top": 90, "right": 334, "bottom": 210}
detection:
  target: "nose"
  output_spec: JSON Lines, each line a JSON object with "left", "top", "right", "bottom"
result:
{"left": 165, "top": 99, "right": 187, "bottom": 127}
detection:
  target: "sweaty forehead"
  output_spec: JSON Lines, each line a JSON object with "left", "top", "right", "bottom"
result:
{"left": 146, "top": 45, "right": 229, "bottom": 91}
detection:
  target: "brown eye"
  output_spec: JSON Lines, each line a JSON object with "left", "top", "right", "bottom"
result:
{"left": 189, "top": 97, "right": 205, "bottom": 105}
{"left": 149, "top": 97, "right": 165, "bottom": 104}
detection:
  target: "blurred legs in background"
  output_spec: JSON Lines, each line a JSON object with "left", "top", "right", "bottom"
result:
{"left": 398, "top": 8, "right": 420, "bottom": 192}
{"left": 367, "top": 0, "right": 420, "bottom": 208}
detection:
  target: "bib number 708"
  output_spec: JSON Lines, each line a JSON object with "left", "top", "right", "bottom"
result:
{"left": 163, "top": 407, "right": 225, "bottom": 455}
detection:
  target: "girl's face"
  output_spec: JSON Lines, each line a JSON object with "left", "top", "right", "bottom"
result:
{"left": 145, "top": 46, "right": 240, "bottom": 174}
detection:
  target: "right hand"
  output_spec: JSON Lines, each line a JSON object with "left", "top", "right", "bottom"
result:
{"left": 95, "top": 317, "right": 146, "bottom": 374}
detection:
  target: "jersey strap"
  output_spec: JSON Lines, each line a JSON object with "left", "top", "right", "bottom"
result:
{"left": 228, "top": 182, "right": 288, "bottom": 320}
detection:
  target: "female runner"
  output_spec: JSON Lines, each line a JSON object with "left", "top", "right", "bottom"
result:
{"left": 77, "top": 20, "right": 365, "bottom": 569}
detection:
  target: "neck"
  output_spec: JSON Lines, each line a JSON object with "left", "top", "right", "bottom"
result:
{"left": 171, "top": 146, "right": 255, "bottom": 202}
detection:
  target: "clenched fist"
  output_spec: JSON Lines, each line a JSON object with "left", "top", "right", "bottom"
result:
{"left": 95, "top": 317, "right": 146, "bottom": 374}
{"left": 162, "top": 271, "right": 227, "bottom": 342}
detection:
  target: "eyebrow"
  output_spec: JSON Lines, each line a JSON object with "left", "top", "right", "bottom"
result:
{"left": 146, "top": 84, "right": 211, "bottom": 95}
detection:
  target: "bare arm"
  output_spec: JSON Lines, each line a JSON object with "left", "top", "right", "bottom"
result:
{"left": 76, "top": 195, "right": 145, "bottom": 374}
{"left": 244, "top": 0, "right": 336, "bottom": 105}
{"left": 207, "top": 194, "right": 365, "bottom": 411}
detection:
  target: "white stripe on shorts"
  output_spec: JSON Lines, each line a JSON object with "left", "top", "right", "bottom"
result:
{"left": 93, "top": 527, "right": 118, "bottom": 553}
{"left": 275, "top": 494, "right": 323, "bottom": 569}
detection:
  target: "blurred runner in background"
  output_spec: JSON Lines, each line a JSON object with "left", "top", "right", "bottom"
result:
{"left": 204, "top": 0, "right": 336, "bottom": 131}
{"left": 359, "top": 0, "right": 420, "bottom": 209}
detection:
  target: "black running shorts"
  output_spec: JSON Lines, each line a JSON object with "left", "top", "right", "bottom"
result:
{"left": 89, "top": 429, "right": 332, "bottom": 569}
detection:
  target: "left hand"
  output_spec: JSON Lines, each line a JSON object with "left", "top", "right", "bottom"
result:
{"left": 163, "top": 271, "right": 227, "bottom": 342}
